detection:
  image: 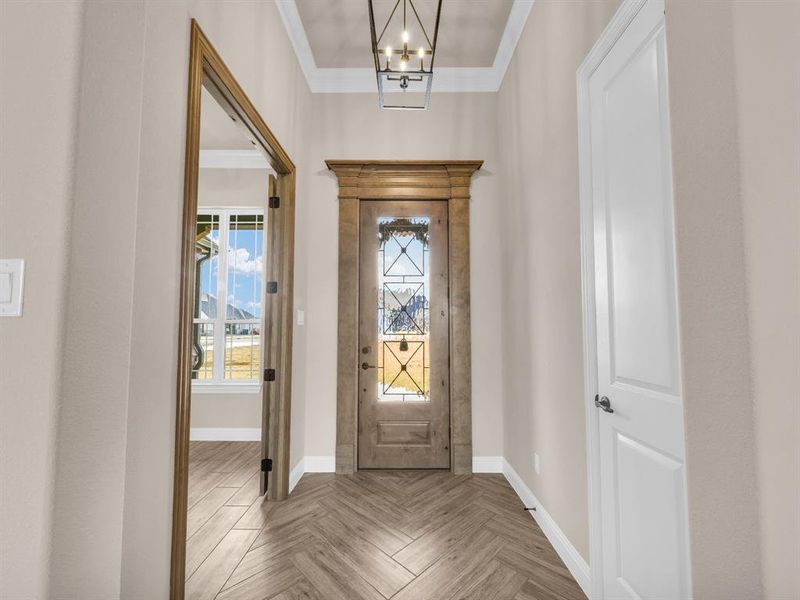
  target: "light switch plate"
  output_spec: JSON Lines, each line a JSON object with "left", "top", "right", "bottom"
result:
{"left": 297, "top": 309, "right": 305, "bottom": 326}
{"left": 0, "top": 273, "right": 11, "bottom": 303}
{"left": 0, "top": 259, "right": 25, "bottom": 317}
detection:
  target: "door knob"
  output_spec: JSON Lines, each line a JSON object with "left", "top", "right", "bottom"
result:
{"left": 594, "top": 394, "right": 614, "bottom": 413}
{"left": 361, "top": 362, "right": 377, "bottom": 370}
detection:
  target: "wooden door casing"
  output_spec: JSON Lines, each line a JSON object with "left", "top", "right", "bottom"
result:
{"left": 327, "top": 160, "right": 482, "bottom": 475}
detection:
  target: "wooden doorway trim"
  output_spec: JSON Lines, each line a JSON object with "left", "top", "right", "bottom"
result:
{"left": 326, "top": 160, "right": 482, "bottom": 475}
{"left": 171, "top": 20, "right": 296, "bottom": 599}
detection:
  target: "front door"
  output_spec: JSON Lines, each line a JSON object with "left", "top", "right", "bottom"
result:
{"left": 358, "top": 201, "right": 450, "bottom": 469}
{"left": 587, "top": 0, "right": 692, "bottom": 597}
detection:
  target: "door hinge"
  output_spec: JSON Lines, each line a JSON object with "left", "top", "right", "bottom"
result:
{"left": 266, "top": 281, "right": 278, "bottom": 294}
{"left": 268, "top": 196, "right": 280, "bottom": 209}
{"left": 261, "top": 458, "right": 273, "bottom": 472}
{"left": 264, "top": 368, "right": 276, "bottom": 382}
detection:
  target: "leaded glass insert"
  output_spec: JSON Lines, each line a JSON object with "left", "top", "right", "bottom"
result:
{"left": 377, "top": 217, "right": 430, "bottom": 402}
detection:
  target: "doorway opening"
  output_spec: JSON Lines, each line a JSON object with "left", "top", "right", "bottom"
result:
{"left": 171, "top": 21, "right": 296, "bottom": 599}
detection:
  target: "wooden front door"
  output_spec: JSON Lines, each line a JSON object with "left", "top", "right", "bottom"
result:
{"left": 358, "top": 201, "right": 450, "bottom": 469}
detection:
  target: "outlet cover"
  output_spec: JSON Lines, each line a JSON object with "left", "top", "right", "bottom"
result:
{"left": 534, "top": 452, "right": 541, "bottom": 475}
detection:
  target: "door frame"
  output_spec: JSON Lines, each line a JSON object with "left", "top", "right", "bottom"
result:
{"left": 171, "top": 20, "right": 296, "bottom": 600}
{"left": 577, "top": 1, "right": 661, "bottom": 597}
{"left": 326, "top": 160, "right": 482, "bottom": 474}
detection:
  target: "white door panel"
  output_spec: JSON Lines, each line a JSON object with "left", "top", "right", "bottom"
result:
{"left": 615, "top": 432, "right": 687, "bottom": 599}
{"left": 586, "top": 0, "right": 691, "bottom": 597}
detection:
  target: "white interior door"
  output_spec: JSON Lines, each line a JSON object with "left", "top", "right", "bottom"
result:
{"left": 587, "top": 0, "right": 691, "bottom": 597}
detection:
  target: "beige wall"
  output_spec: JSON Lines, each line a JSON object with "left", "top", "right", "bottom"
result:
{"left": 0, "top": 2, "right": 84, "bottom": 597}
{"left": 666, "top": 2, "right": 767, "bottom": 595}
{"left": 49, "top": 1, "right": 148, "bottom": 595}
{"left": 732, "top": 3, "right": 800, "bottom": 597}
{"left": 496, "top": 0, "right": 619, "bottom": 561}
{"left": 190, "top": 393, "right": 263, "bottom": 430}
{"left": 298, "top": 91, "right": 506, "bottom": 460}
{"left": 198, "top": 167, "right": 271, "bottom": 209}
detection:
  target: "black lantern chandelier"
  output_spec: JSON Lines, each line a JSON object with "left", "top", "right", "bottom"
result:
{"left": 368, "top": 0, "right": 443, "bottom": 110}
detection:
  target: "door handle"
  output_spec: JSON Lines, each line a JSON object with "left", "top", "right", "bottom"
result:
{"left": 361, "top": 362, "right": 377, "bottom": 370}
{"left": 594, "top": 394, "right": 614, "bottom": 413}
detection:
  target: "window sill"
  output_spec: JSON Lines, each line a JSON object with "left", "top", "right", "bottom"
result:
{"left": 191, "top": 382, "right": 262, "bottom": 395}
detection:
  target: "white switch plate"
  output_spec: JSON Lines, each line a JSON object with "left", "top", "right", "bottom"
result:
{"left": 297, "top": 309, "right": 305, "bottom": 326}
{"left": 534, "top": 452, "right": 541, "bottom": 475}
{"left": 0, "top": 259, "right": 25, "bottom": 317}
{"left": 0, "top": 273, "right": 10, "bottom": 303}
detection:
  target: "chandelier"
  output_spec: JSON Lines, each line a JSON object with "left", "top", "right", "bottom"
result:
{"left": 368, "top": 0, "right": 443, "bottom": 110}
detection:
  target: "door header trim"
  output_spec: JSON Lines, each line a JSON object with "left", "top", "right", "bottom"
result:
{"left": 326, "top": 160, "right": 483, "bottom": 201}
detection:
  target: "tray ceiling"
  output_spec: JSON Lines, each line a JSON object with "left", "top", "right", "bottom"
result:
{"left": 296, "top": 0, "right": 513, "bottom": 69}
{"left": 277, "top": 0, "right": 534, "bottom": 93}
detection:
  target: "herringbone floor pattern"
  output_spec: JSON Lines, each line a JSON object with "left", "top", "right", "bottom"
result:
{"left": 186, "top": 442, "right": 586, "bottom": 600}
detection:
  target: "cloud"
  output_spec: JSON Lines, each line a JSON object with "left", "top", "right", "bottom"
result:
{"left": 228, "top": 247, "right": 263, "bottom": 276}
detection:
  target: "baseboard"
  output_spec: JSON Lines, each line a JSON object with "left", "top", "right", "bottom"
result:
{"left": 502, "top": 458, "right": 591, "bottom": 596}
{"left": 472, "top": 456, "right": 504, "bottom": 473}
{"left": 189, "top": 427, "right": 261, "bottom": 441}
{"left": 304, "top": 456, "right": 335, "bottom": 472}
{"left": 288, "top": 458, "right": 305, "bottom": 494}
{"left": 288, "top": 456, "right": 336, "bottom": 495}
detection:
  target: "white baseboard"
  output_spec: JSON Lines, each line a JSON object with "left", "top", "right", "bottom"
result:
{"left": 288, "top": 458, "right": 305, "bottom": 494}
{"left": 304, "top": 456, "right": 336, "bottom": 472}
{"left": 502, "top": 458, "right": 591, "bottom": 597}
{"left": 189, "top": 427, "right": 261, "bottom": 441}
{"left": 473, "top": 456, "right": 504, "bottom": 473}
{"left": 288, "top": 455, "right": 336, "bottom": 495}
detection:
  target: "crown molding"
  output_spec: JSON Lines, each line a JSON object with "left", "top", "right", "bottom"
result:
{"left": 276, "top": 0, "right": 534, "bottom": 94}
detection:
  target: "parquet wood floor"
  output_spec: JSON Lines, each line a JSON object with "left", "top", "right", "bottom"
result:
{"left": 186, "top": 441, "right": 586, "bottom": 600}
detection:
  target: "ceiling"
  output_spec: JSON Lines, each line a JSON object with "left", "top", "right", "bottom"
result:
{"left": 278, "top": 0, "right": 534, "bottom": 93}
{"left": 200, "top": 87, "right": 254, "bottom": 151}
{"left": 199, "top": 86, "right": 272, "bottom": 169}
{"left": 295, "top": 0, "right": 514, "bottom": 69}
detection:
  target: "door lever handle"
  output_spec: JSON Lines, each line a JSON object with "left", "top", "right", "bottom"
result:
{"left": 594, "top": 394, "right": 614, "bottom": 413}
{"left": 361, "top": 362, "right": 377, "bottom": 370}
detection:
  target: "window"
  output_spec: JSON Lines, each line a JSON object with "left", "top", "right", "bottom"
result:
{"left": 192, "top": 209, "right": 265, "bottom": 391}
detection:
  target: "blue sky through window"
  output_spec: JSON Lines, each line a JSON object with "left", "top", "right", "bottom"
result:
{"left": 197, "top": 213, "right": 263, "bottom": 320}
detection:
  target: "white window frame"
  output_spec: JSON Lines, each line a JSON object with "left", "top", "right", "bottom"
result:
{"left": 192, "top": 207, "right": 266, "bottom": 394}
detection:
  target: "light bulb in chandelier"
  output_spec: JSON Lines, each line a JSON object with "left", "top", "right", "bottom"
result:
{"left": 418, "top": 47, "right": 425, "bottom": 69}
{"left": 402, "top": 30, "right": 410, "bottom": 44}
